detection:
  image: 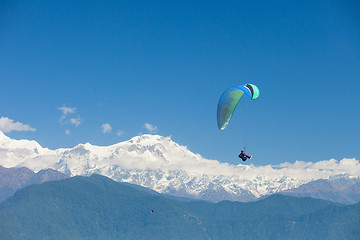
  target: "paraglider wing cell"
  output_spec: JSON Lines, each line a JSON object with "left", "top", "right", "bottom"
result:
{"left": 247, "top": 84, "right": 260, "bottom": 100}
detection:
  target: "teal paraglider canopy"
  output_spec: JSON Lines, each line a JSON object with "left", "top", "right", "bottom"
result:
{"left": 217, "top": 84, "right": 260, "bottom": 130}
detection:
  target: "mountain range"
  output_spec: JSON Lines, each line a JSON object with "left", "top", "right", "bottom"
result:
{"left": 0, "top": 174, "right": 359, "bottom": 240}
{"left": 0, "top": 131, "right": 359, "bottom": 203}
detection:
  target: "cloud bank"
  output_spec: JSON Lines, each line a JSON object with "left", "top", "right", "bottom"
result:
{"left": 231, "top": 158, "right": 360, "bottom": 181}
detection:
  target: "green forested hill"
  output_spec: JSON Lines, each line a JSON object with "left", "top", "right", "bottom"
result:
{"left": 0, "top": 175, "right": 359, "bottom": 240}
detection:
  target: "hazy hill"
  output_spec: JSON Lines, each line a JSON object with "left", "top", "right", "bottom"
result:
{"left": 280, "top": 177, "right": 360, "bottom": 204}
{"left": 0, "top": 166, "right": 68, "bottom": 202}
{"left": 0, "top": 175, "right": 207, "bottom": 240}
{"left": 0, "top": 175, "right": 359, "bottom": 240}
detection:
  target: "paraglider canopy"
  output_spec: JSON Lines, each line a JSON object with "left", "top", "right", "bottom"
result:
{"left": 217, "top": 84, "right": 259, "bottom": 130}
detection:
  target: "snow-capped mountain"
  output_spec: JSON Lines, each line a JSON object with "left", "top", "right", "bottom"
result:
{"left": 0, "top": 131, "right": 359, "bottom": 202}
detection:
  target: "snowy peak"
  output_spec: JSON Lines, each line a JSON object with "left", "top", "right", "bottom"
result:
{"left": 0, "top": 131, "right": 56, "bottom": 171}
{"left": 0, "top": 131, "right": 10, "bottom": 141}
{"left": 127, "top": 134, "right": 170, "bottom": 145}
{"left": 0, "top": 131, "right": 51, "bottom": 154}
{"left": 122, "top": 135, "right": 187, "bottom": 160}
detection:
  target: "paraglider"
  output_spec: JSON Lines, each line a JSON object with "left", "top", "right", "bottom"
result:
{"left": 217, "top": 83, "right": 259, "bottom": 160}
{"left": 238, "top": 150, "right": 252, "bottom": 162}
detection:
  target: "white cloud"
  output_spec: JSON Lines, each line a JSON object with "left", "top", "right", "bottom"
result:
{"left": 57, "top": 106, "right": 82, "bottom": 127}
{"left": 117, "top": 130, "right": 124, "bottom": 136}
{"left": 101, "top": 123, "right": 112, "bottom": 134}
{"left": 65, "top": 129, "right": 71, "bottom": 135}
{"left": 70, "top": 117, "right": 81, "bottom": 127}
{"left": 144, "top": 123, "right": 158, "bottom": 134}
{"left": 58, "top": 106, "right": 76, "bottom": 115}
{"left": 58, "top": 106, "right": 76, "bottom": 122}
{"left": 0, "top": 117, "right": 36, "bottom": 133}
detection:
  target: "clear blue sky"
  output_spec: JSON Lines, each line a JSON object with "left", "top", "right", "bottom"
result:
{"left": 1, "top": 0, "right": 359, "bottom": 165}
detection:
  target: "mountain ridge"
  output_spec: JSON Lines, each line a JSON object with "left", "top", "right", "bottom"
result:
{"left": 0, "top": 131, "right": 359, "bottom": 202}
{"left": 280, "top": 177, "right": 360, "bottom": 204}
{"left": 0, "top": 165, "right": 68, "bottom": 202}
